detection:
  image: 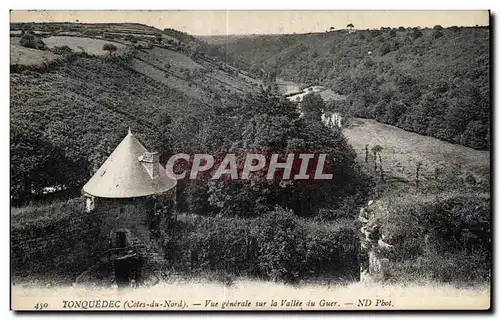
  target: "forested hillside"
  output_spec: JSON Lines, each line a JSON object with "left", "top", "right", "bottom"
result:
{"left": 211, "top": 26, "right": 490, "bottom": 150}
{"left": 11, "top": 56, "right": 201, "bottom": 201}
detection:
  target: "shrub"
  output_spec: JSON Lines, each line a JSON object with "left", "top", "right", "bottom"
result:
{"left": 303, "top": 218, "right": 358, "bottom": 278}
{"left": 183, "top": 215, "right": 256, "bottom": 275}
{"left": 411, "top": 28, "right": 423, "bottom": 39}
{"left": 51, "top": 45, "right": 73, "bottom": 55}
{"left": 19, "top": 33, "right": 36, "bottom": 48}
{"left": 11, "top": 198, "right": 105, "bottom": 278}
{"left": 253, "top": 207, "right": 307, "bottom": 281}
{"left": 102, "top": 43, "right": 117, "bottom": 55}
{"left": 433, "top": 30, "right": 443, "bottom": 39}
{"left": 20, "top": 33, "right": 46, "bottom": 50}
{"left": 377, "top": 194, "right": 491, "bottom": 284}
{"left": 164, "top": 206, "right": 358, "bottom": 282}
{"left": 380, "top": 43, "right": 392, "bottom": 55}
{"left": 11, "top": 197, "right": 85, "bottom": 230}
{"left": 315, "top": 208, "right": 345, "bottom": 221}
{"left": 314, "top": 196, "right": 359, "bottom": 221}
{"left": 83, "top": 29, "right": 98, "bottom": 37}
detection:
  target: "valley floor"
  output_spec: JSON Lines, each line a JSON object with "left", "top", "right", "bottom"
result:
{"left": 343, "top": 117, "right": 490, "bottom": 183}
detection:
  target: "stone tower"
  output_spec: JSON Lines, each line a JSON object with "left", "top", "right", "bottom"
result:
{"left": 81, "top": 129, "right": 177, "bottom": 286}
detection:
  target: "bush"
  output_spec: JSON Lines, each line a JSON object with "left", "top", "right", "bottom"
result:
{"left": 433, "top": 30, "right": 443, "bottom": 39}
{"left": 183, "top": 215, "right": 256, "bottom": 275}
{"left": 411, "top": 28, "right": 423, "bottom": 39}
{"left": 19, "top": 33, "right": 36, "bottom": 48}
{"left": 11, "top": 198, "right": 105, "bottom": 278}
{"left": 51, "top": 45, "right": 73, "bottom": 55}
{"left": 380, "top": 43, "right": 392, "bottom": 55}
{"left": 377, "top": 194, "right": 491, "bottom": 284}
{"left": 11, "top": 197, "right": 85, "bottom": 230}
{"left": 102, "top": 43, "right": 117, "bottom": 54}
{"left": 20, "top": 33, "right": 46, "bottom": 50}
{"left": 165, "top": 206, "right": 358, "bottom": 282}
{"left": 303, "top": 218, "right": 358, "bottom": 278}
{"left": 253, "top": 207, "right": 307, "bottom": 281}
{"left": 315, "top": 208, "right": 345, "bottom": 221}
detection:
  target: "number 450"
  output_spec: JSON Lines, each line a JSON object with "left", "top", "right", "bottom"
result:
{"left": 34, "top": 302, "right": 48, "bottom": 310}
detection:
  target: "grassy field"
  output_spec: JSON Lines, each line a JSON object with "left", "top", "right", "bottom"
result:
{"left": 12, "top": 279, "right": 490, "bottom": 310}
{"left": 10, "top": 35, "right": 127, "bottom": 67}
{"left": 135, "top": 47, "right": 204, "bottom": 71}
{"left": 129, "top": 57, "right": 212, "bottom": 103}
{"left": 43, "top": 36, "right": 126, "bottom": 56}
{"left": 130, "top": 45, "right": 260, "bottom": 102}
{"left": 10, "top": 37, "right": 61, "bottom": 65}
{"left": 343, "top": 118, "right": 490, "bottom": 184}
{"left": 10, "top": 22, "right": 179, "bottom": 42}
{"left": 10, "top": 22, "right": 260, "bottom": 106}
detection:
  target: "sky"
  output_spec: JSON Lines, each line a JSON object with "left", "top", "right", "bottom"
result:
{"left": 10, "top": 10, "right": 489, "bottom": 35}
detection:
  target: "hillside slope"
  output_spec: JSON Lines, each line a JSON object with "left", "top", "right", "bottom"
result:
{"left": 10, "top": 23, "right": 262, "bottom": 203}
{"left": 211, "top": 27, "right": 490, "bottom": 150}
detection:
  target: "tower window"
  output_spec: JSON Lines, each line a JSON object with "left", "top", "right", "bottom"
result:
{"left": 115, "top": 231, "right": 127, "bottom": 248}
{"left": 85, "top": 196, "right": 95, "bottom": 213}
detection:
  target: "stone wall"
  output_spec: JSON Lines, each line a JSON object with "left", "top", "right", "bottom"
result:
{"left": 358, "top": 200, "right": 393, "bottom": 283}
{"left": 94, "top": 197, "right": 168, "bottom": 268}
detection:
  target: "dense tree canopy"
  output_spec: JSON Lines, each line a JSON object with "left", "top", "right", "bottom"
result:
{"left": 179, "top": 91, "right": 370, "bottom": 218}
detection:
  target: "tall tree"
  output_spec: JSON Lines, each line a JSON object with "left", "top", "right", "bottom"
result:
{"left": 300, "top": 93, "right": 325, "bottom": 122}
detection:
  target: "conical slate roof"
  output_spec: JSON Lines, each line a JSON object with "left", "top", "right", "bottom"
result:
{"left": 82, "top": 130, "right": 177, "bottom": 198}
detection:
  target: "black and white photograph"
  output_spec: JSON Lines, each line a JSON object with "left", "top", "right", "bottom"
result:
{"left": 9, "top": 9, "right": 491, "bottom": 311}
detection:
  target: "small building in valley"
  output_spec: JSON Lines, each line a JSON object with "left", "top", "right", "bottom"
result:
{"left": 321, "top": 111, "right": 343, "bottom": 128}
{"left": 81, "top": 129, "right": 177, "bottom": 286}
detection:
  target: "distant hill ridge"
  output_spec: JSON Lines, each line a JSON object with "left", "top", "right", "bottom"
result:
{"left": 207, "top": 26, "right": 490, "bottom": 150}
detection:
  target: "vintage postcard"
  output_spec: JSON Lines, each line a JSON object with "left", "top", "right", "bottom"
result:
{"left": 10, "top": 10, "right": 491, "bottom": 311}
